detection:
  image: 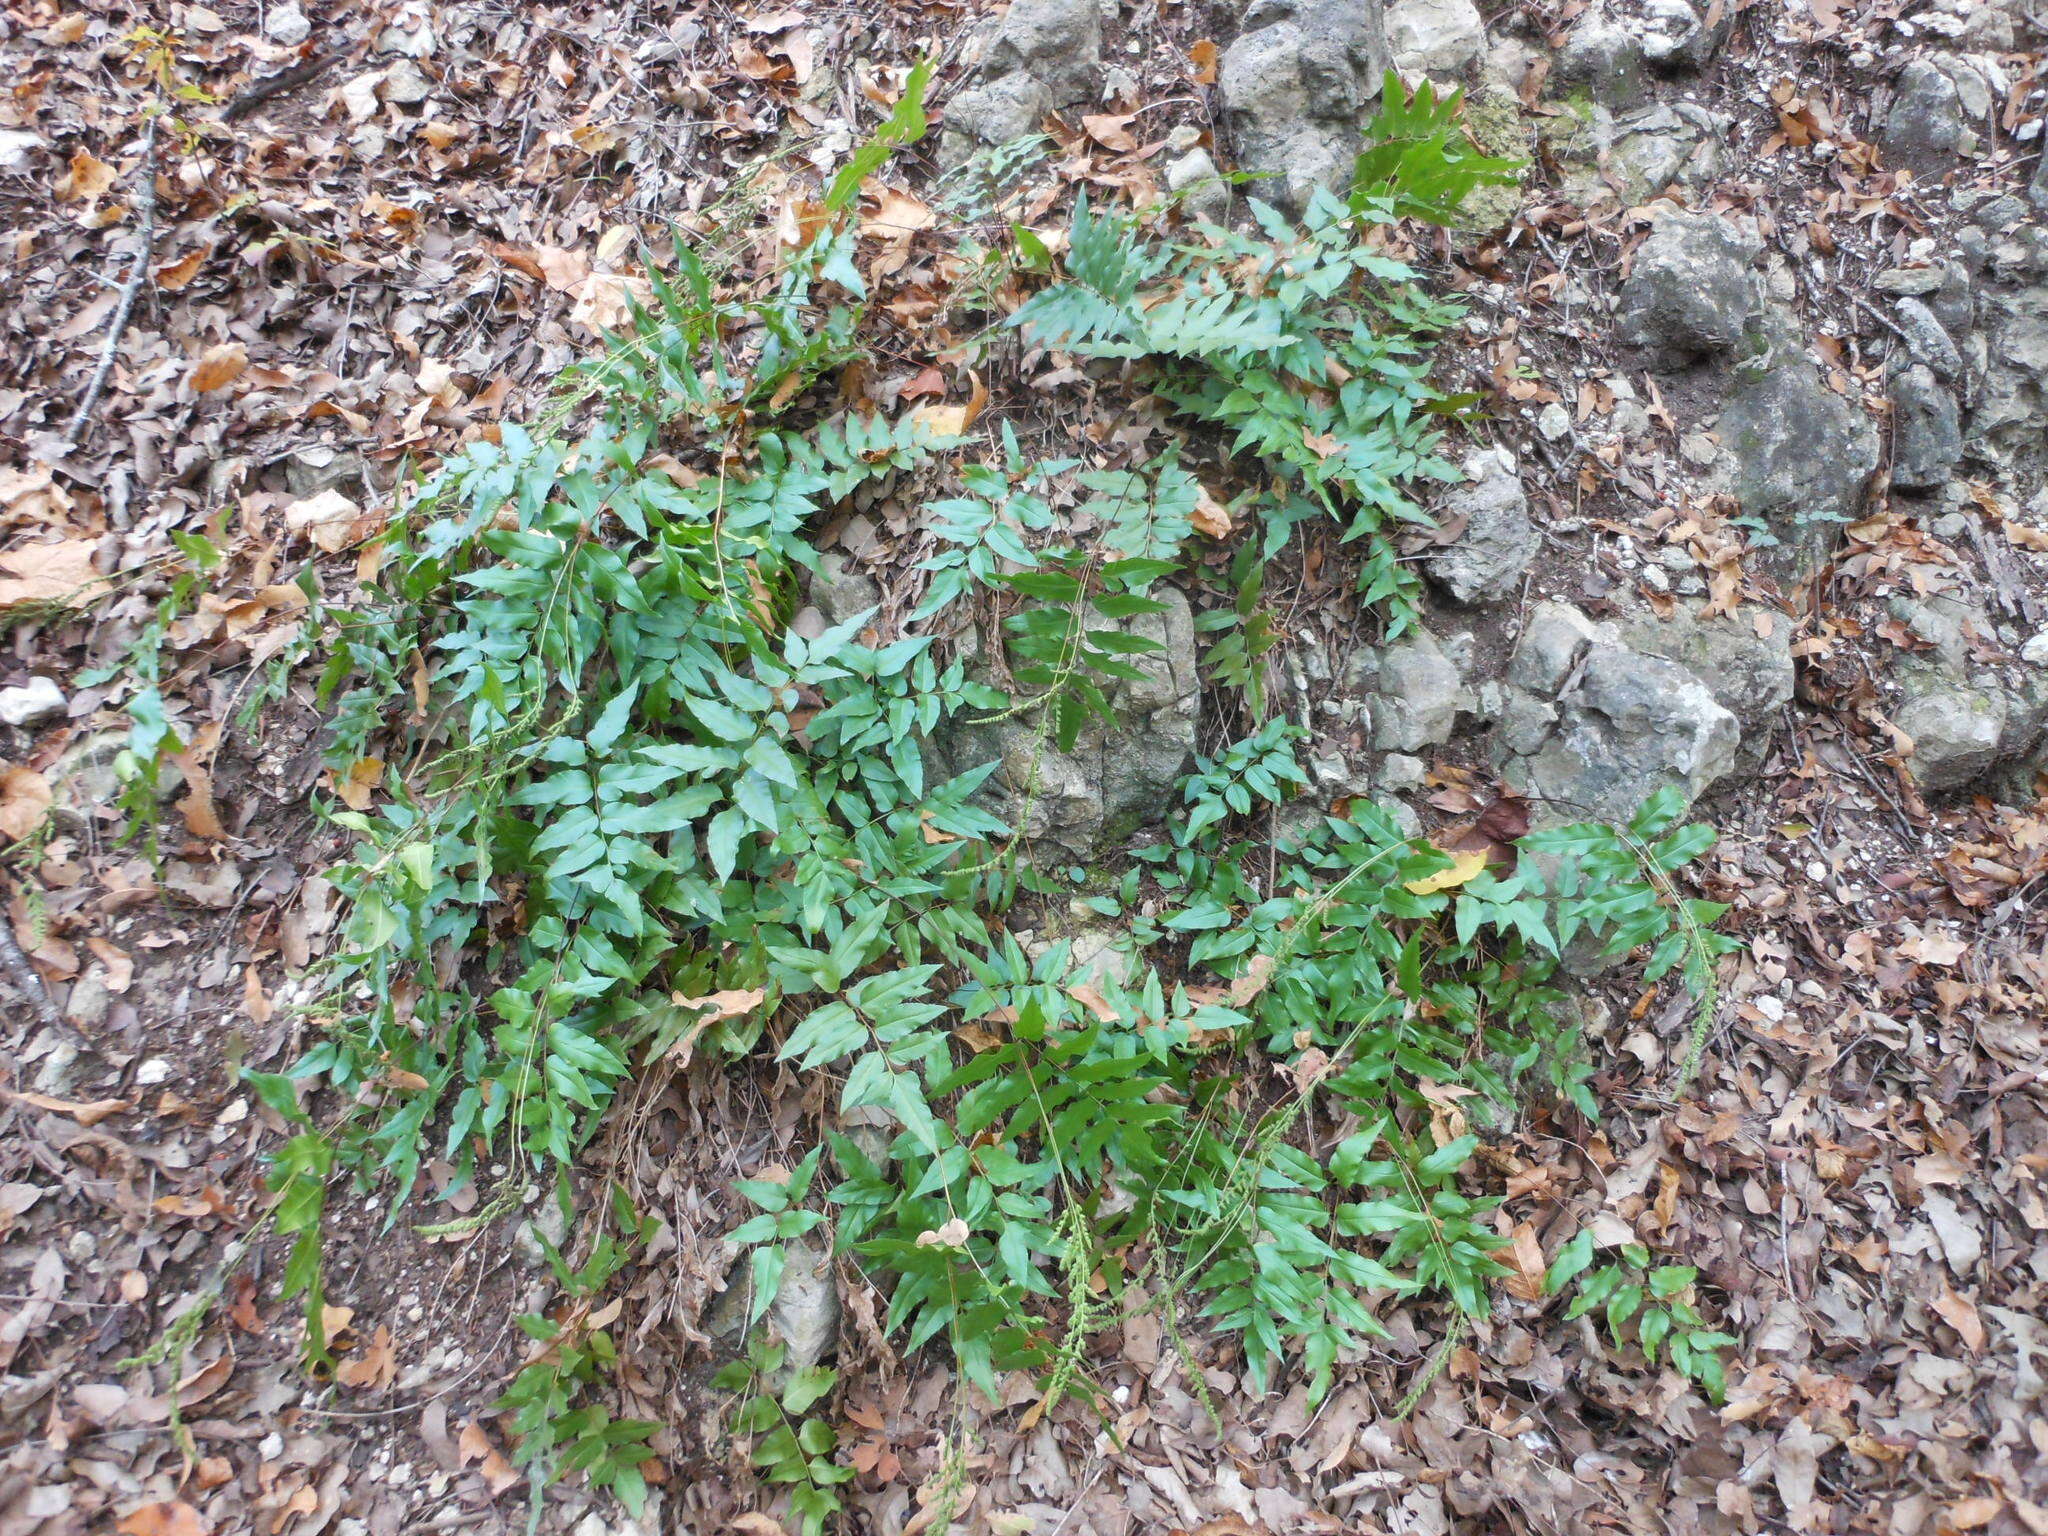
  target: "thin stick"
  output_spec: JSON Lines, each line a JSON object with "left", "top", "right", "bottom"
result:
{"left": 0, "top": 904, "right": 59, "bottom": 1029}
{"left": 63, "top": 114, "right": 159, "bottom": 450}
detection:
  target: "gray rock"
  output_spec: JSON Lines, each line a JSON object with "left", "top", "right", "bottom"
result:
{"left": 1891, "top": 296, "right": 1964, "bottom": 378}
{"left": 945, "top": 72, "right": 1055, "bottom": 148}
{"left": 1896, "top": 681, "right": 2007, "bottom": 791}
{"left": 1426, "top": 448, "right": 1536, "bottom": 605}
{"left": 937, "top": 588, "right": 1199, "bottom": 857}
{"left": 1621, "top": 603, "right": 1794, "bottom": 730}
{"left": 65, "top": 969, "right": 111, "bottom": 1030}
{"left": 1639, "top": 0, "right": 1726, "bottom": 71}
{"left": 1368, "top": 627, "right": 1471, "bottom": 752}
{"left": 0, "top": 677, "right": 65, "bottom": 727}
{"left": 767, "top": 1235, "right": 840, "bottom": 1373}
{"left": 1504, "top": 644, "right": 1740, "bottom": 825}
{"left": 1384, "top": 0, "right": 1485, "bottom": 76}
{"left": 1219, "top": 0, "right": 1390, "bottom": 213}
{"left": 1509, "top": 601, "right": 1601, "bottom": 694}
{"left": 512, "top": 1192, "right": 571, "bottom": 1268}
{"left": 281, "top": 444, "right": 366, "bottom": 499}
{"left": 1716, "top": 351, "right": 1880, "bottom": 585}
{"left": 1883, "top": 58, "right": 1971, "bottom": 180}
{"left": 808, "top": 552, "right": 880, "bottom": 630}
{"left": 1378, "top": 752, "right": 1426, "bottom": 793}
{"left": 2032, "top": 146, "right": 2048, "bottom": 212}
{"left": 1555, "top": 13, "right": 1644, "bottom": 107}
{"left": 1495, "top": 601, "right": 1745, "bottom": 824}
{"left": 1616, "top": 210, "right": 1758, "bottom": 362}
{"left": 49, "top": 730, "right": 182, "bottom": 831}
{"left": 1890, "top": 364, "right": 1962, "bottom": 492}
{"left": 1166, "top": 147, "right": 1230, "bottom": 224}
{"left": 979, "top": 0, "right": 1101, "bottom": 106}
{"left": 264, "top": 1, "right": 311, "bottom": 44}
{"left": 1441, "top": 484, "right": 1537, "bottom": 606}
{"left": 382, "top": 60, "right": 432, "bottom": 106}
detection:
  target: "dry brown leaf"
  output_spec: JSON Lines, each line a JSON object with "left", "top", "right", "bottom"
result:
{"left": 284, "top": 489, "right": 366, "bottom": 554}
{"left": 1066, "top": 981, "right": 1120, "bottom": 1022}
{"left": 13, "top": 1090, "right": 131, "bottom": 1126}
{"left": 188, "top": 342, "right": 248, "bottom": 393}
{"left": 1931, "top": 1284, "right": 1985, "bottom": 1354}
{"left": 336, "top": 1324, "right": 397, "bottom": 1389}
{"left": 0, "top": 540, "right": 110, "bottom": 613}
{"left": 673, "top": 987, "right": 766, "bottom": 1023}
{"left": 1191, "top": 483, "right": 1233, "bottom": 540}
{"left": 457, "top": 1418, "right": 521, "bottom": 1495}
{"left": 244, "top": 964, "right": 274, "bottom": 1025}
{"left": 729, "top": 1516, "right": 790, "bottom": 1536}
{"left": 85, "top": 937, "right": 134, "bottom": 992}
{"left": 116, "top": 1501, "right": 210, "bottom": 1536}
{"left": 1081, "top": 112, "right": 1139, "bottom": 153}
{"left": 1189, "top": 39, "right": 1219, "bottom": 85}
{"left": 57, "top": 149, "right": 115, "bottom": 204}
{"left": 336, "top": 757, "right": 382, "bottom": 811}
{"left": 0, "top": 766, "right": 50, "bottom": 842}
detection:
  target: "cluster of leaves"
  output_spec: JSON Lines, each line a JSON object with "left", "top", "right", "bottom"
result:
{"left": 264, "top": 72, "right": 1737, "bottom": 1528}
{"left": 493, "top": 1190, "right": 665, "bottom": 1515}
{"left": 1007, "top": 93, "right": 1502, "bottom": 635}
{"left": 1545, "top": 1232, "right": 1738, "bottom": 1400}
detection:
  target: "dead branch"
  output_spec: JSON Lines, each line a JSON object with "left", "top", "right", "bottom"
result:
{"left": 63, "top": 113, "right": 160, "bottom": 450}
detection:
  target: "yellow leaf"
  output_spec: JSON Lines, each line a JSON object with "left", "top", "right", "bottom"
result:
{"left": 1403, "top": 846, "right": 1488, "bottom": 895}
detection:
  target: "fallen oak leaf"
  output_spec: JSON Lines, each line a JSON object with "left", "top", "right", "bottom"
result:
{"left": 9, "top": 1089, "right": 132, "bottom": 1126}
{"left": 0, "top": 540, "right": 111, "bottom": 614}
{"left": 0, "top": 765, "right": 51, "bottom": 841}
{"left": 188, "top": 342, "right": 248, "bottom": 393}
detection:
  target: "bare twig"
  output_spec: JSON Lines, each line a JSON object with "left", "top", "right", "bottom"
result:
{"left": 63, "top": 114, "right": 160, "bottom": 449}
{"left": 0, "top": 900, "right": 59, "bottom": 1030}
{"left": 221, "top": 48, "right": 347, "bottom": 123}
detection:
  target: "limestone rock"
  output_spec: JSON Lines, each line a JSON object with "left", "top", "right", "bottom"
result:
{"left": 1883, "top": 58, "right": 1972, "bottom": 179}
{"left": 1896, "top": 681, "right": 2007, "bottom": 791}
{"left": 943, "top": 0, "right": 1099, "bottom": 154}
{"left": 946, "top": 72, "right": 1054, "bottom": 148}
{"left": 1715, "top": 350, "right": 1880, "bottom": 585}
{"left": 1384, "top": 0, "right": 1485, "bottom": 76}
{"left": 1166, "top": 147, "right": 1230, "bottom": 224}
{"left": 979, "top": 0, "right": 1101, "bottom": 106}
{"left": 1639, "top": 0, "right": 1726, "bottom": 72}
{"left": 1889, "top": 364, "right": 1962, "bottom": 492}
{"left": 1554, "top": 11, "right": 1644, "bottom": 107}
{"left": 0, "top": 676, "right": 65, "bottom": 728}
{"left": 1616, "top": 210, "right": 1759, "bottom": 363}
{"left": 1426, "top": 448, "right": 1537, "bottom": 605}
{"left": 1496, "top": 605, "right": 1740, "bottom": 824}
{"left": 1621, "top": 603, "right": 1794, "bottom": 731}
{"left": 1219, "top": 0, "right": 1390, "bottom": 213}
{"left": 1891, "top": 296, "right": 1964, "bottom": 378}
{"left": 937, "top": 588, "right": 1200, "bottom": 857}
{"left": 807, "top": 551, "right": 880, "bottom": 630}
{"left": 1361, "top": 627, "right": 1471, "bottom": 752}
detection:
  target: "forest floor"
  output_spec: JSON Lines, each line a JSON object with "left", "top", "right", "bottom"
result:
{"left": 3, "top": 1, "right": 2048, "bottom": 1535}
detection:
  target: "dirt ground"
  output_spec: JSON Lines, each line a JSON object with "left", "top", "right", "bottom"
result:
{"left": 3, "top": 1, "right": 2047, "bottom": 1534}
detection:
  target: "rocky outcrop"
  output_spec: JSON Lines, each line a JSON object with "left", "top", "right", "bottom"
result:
{"left": 1384, "top": 0, "right": 1484, "bottom": 77}
{"left": 1714, "top": 349, "right": 1881, "bottom": 585}
{"left": 944, "top": 0, "right": 1101, "bottom": 152}
{"left": 1425, "top": 448, "right": 1538, "bottom": 606}
{"left": 1890, "top": 364, "right": 1962, "bottom": 492}
{"left": 1616, "top": 210, "right": 1759, "bottom": 363}
{"left": 1360, "top": 626, "right": 1474, "bottom": 753}
{"left": 1218, "top": 0, "right": 1390, "bottom": 213}
{"left": 1494, "top": 602, "right": 1743, "bottom": 825}
{"left": 937, "top": 587, "right": 1200, "bottom": 857}
{"left": 1886, "top": 596, "right": 2048, "bottom": 795}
